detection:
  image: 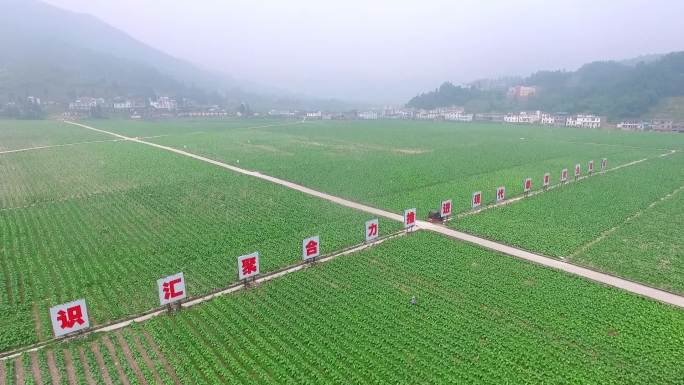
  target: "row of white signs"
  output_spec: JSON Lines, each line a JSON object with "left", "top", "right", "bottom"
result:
{"left": 49, "top": 158, "right": 606, "bottom": 338}
{"left": 49, "top": 221, "right": 383, "bottom": 338}
{"left": 409, "top": 158, "right": 608, "bottom": 223}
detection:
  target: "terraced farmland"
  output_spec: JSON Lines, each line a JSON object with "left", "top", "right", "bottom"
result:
{"left": 3, "top": 232, "right": 684, "bottom": 384}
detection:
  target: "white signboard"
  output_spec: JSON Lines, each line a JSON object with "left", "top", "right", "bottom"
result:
{"left": 472, "top": 191, "right": 482, "bottom": 209}
{"left": 50, "top": 299, "right": 90, "bottom": 338}
{"left": 561, "top": 168, "right": 568, "bottom": 182}
{"left": 440, "top": 200, "right": 452, "bottom": 218}
{"left": 588, "top": 160, "right": 594, "bottom": 174}
{"left": 523, "top": 178, "right": 532, "bottom": 193}
{"left": 302, "top": 235, "right": 320, "bottom": 260}
{"left": 157, "top": 272, "right": 187, "bottom": 306}
{"left": 601, "top": 158, "right": 608, "bottom": 171}
{"left": 238, "top": 252, "right": 260, "bottom": 280}
{"left": 496, "top": 186, "right": 505, "bottom": 203}
{"left": 543, "top": 172, "right": 550, "bottom": 187}
{"left": 365, "top": 219, "right": 379, "bottom": 242}
{"left": 404, "top": 208, "right": 417, "bottom": 228}
{"left": 574, "top": 163, "right": 581, "bottom": 177}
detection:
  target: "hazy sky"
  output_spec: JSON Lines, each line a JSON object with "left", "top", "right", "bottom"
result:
{"left": 44, "top": 0, "right": 684, "bottom": 103}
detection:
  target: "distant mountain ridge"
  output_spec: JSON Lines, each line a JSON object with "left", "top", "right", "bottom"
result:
{"left": 407, "top": 52, "right": 684, "bottom": 120}
{"left": 0, "top": 0, "right": 359, "bottom": 112}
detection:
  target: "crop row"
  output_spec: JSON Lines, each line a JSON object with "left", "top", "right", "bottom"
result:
{"left": 0, "top": 142, "right": 401, "bottom": 352}
{"left": 453, "top": 151, "right": 684, "bottom": 289}
{"left": 143, "top": 119, "right": 663, "bottom": 218}
{"left": 139, "top": 232, "right": 684, "bottom": 384}
{"left": 0, "top": 326, "right": 176, "bottom": 385}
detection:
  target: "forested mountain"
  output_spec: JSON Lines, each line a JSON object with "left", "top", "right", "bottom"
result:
{"left": 408, "top": 52, "right": 684, "bottom": 119}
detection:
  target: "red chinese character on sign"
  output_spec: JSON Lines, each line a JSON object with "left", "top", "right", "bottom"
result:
{"left": 406, "top": 211, "right": 415, "bottom": 225}
{"left": 306, "top": 240, "right": 319, "bottom": 256}
{"left": 544, "top": 174, "right": 550, "bottom": 185}
{"left": 497, "top": 187, "right": 505, "bottom": 201}
{"left": 162, "top": 278, "right": 184, "bottom": 300}
{"left": 241, "top": 257, "right": 258, "bottom": 275}
{"left": 368, "top": 222, "right": 378, "bottom": 237}
{"left": 525, "top": 179, "right": 532, "bottom": 190}
{"left": 442, "top": 201, "right": 451, "bottom": 216}
{"left": 56, "top": 305, "right": 85, "bottom": 329}
{"left": 473, "top": 193, "right": 481, "bottom": 206}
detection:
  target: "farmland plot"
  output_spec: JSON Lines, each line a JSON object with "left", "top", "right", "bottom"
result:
{"left": 92, "top": 119, "right": 668, "bottom": 218}
{"left": 6, "top": 232, "right": 682, "bottom": 384}
{"left": 0, "top": 120, "right": 110, "bottom": 152}
{"left": 453, "top": 152, "right": 684, "bottom": 291}
{"left": 0, "top": 140, "right": 401, "bottom": 352}
{"left": 572, "top": 186, "right": 684, "bottom": 294}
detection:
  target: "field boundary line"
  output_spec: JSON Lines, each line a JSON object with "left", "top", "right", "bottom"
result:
{"left": 61, "top": 121, "right": 684, "bottom": 310}
{"left": 568, "top": 183, "right": 684, "bottom": 259}
{"left": 419, "top": 220, "right": 684, "bottom": 309}
{"left": 0, "top": 230, "right": 407, "bottom": 360}
{"left": 0, "top": 139, "right": 124, "bottom": 156}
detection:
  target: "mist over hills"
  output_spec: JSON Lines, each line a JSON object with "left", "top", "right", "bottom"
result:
{"left": 408, "top": 52, "right": 684, "bottom": 120}
{"left": 0, "top": 0, "right": 357, "bottom": 111}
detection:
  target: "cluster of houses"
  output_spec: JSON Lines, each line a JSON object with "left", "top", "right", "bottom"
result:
{"left": 64, "top": 96, "right": 231, "bottom": 119}
{"left": 616, "top": 119, "right": 683, "bottom": 132}
{"left": 503, "top": 111, "right": 602, "bottom": 128}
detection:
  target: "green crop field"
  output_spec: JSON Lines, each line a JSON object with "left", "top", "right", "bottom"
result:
{"left": 571, "top": 185, "right": 684, "bottom": 294}
{"left": 90, "top": 119, "right": 683, "bottom": 220}
{"left": 3, "top": 232, "right": 683, "bottom": 384}
{"left": 2, "top": 118, "right": 683, "bottom": 385}
{"left": 453, "top": 152, "right": 684, "bottom": 292}
{"left": 0, "top": 121, "right": 401, "bottom": 352}
{"left": 0, "top": 120, "right": 110, "bottom": 152}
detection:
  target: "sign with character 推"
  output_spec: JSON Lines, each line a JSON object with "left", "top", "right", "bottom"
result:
{"left": 365, "top": 219, "right": 379, "bottom": 242}
{"left": 50, "top": 299, "right": 90, "bottom": 337}
{"left": 157, "top": 272, "right": 187, "bottom": 306}
{"left": 238, "top": 252, "right": 260, "bottom": 280}
{"left": 440, "top": 200, "right": 452, "bottom": 218}
{"left": 404, "top": 208, "right": 416, "bottom": 228}
{"left": 302, "top": 235, "right": 320, "bottom": 260}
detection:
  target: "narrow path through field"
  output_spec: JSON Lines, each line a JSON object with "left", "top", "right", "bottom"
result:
{"left": 130, "top": 332, "right": 163, "bottom": 385}
{"left": 62, "top": 121, "right": 684, "bottom": 310}
{"left": 569, "top": 183, "right": 684, "bottom": 259}
{"left": 77, "top": 347, "right": 97, "bottom": 385}
{"left": 45, "top": 350, "right": 60, "bottom": 385}
{"left": 29, "top": 352, "right": 42, "bottom": 385}
{"left": 14, "top": 356, "right": 24, "bottom": 385}
{"left": 0, "top": 361, "right": 5, "bottom": 385}
{"left": 114, "top": 331, "right": 148, "bottom": 385}
{"left": 0, "top": 139, "right": 123, "bottom": 156}
{"left": 101, "top": 336, "right": 131, "bottom": 385}
{"left": 90, "top": 342, "right": 114, "bottom": 385}
{"left": 140, "top": 330, "right": 182, "bottom": 385}
{"left": 62, "top": 349, "right": 78, "bottom": 385}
